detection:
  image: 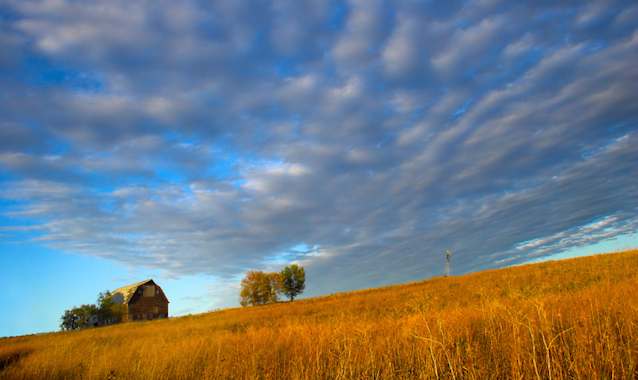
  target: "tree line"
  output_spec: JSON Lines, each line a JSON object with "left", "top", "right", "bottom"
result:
{"left": 60, "top": 290, "right": 125, "bottom": 330}
{"left": 239, "top": 264, "right": 305, "bottom": 306}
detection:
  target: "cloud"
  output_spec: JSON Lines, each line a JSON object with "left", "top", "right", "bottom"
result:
{"left": 0, "top": 0, "right": 637, "bottom": 307}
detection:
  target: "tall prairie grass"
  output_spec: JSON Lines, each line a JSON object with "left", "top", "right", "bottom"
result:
{"left": 1, "top": 249, "right": 637, "bottom": 379}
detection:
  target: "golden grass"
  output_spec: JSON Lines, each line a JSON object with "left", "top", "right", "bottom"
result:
{"left": 2, "top": 249, "right": 637, "bottom": 379}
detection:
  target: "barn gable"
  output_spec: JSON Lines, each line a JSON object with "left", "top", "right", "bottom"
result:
{"left": 110, "top": 279, "right": 169, "bottom": 322}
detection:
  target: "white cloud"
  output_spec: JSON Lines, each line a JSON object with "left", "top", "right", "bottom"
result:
{"left": 0, "top": 0, "right": 636, "bottom": 311}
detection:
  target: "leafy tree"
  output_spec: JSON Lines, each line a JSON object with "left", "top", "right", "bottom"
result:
{"left": 60, "top": 304, "right": 98, "bottom": 331}
{"left": 97, "top": 289, "right": 126, "bottom": 322}
{"left": 97, "top": 290, "right": 114, "bottom": 319}
{"left": 239, "top": 270, "right": 283, "bottom": 306}
{"left": 240, "top": 270, "right": 266, "bottom": 306}
{"left": 263, "top": 272, "right": 283, "bottom": 304}
{"left": 61, "top": 290, "right": 129, "bottom": 330}
{"left": 281, "top": 264, "right": 305, "bottom": 302}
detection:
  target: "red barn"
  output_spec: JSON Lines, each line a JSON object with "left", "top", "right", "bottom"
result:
{"left": 110, "top": 279, "right": 169, "bottom": 322}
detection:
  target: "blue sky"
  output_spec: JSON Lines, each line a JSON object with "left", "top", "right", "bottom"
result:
{"left": 1, "top": 0, "right": 637, "bottom": 337}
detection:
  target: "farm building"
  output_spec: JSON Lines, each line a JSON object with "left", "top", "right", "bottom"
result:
{"left": 110, "top": 279, "right": 169, "bottom": 322}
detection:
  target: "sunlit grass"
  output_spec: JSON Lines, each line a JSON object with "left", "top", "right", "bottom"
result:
{"left": 1, "top": 249, "right": 637, "bottom": 379}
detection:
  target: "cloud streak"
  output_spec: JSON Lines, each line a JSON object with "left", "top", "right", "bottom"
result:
{"left": 1, "top": 0, "right": 636, "bottom": 306}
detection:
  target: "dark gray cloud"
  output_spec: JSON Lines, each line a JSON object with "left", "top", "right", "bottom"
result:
{"left": 1, "top": 0, "right": 637, "bottom": 305}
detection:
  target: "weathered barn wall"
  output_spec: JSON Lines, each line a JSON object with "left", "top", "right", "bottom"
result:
{"left": 111, "top": 279, "right": 169, "bottom": 322}
{"left": 127, "top": 285, "right": 169, "bottom": 321}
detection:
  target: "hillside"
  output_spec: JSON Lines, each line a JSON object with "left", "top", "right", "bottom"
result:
{"left": 2, "top": 249, "right": 637, "bottom": 379}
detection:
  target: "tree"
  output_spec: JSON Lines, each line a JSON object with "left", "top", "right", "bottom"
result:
{"left": 263, "top": 272, "right": 283, "bottom": 304}
{"left": 281, "top": 264, "right": 305, "bottom": 302}
{"left": 97, "top": 289, "right": 126, "bottom": 323}
{"left": 239, "top": 270, "right": 283, "bottom": 306}
{"left": 60, "top": 290, "right": 129, "bottom": 331}
{"left": 60, "top": 304, "right": 98, "bottom": 331}
{"left": 240, "top": 270, "right": 265, "bottom": 306}
{"left": 97, "top": 290, "right": 114, "bottom": 320}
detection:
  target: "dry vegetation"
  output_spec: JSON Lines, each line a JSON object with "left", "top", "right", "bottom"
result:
{"left": 2, "top": 249, "right": 637, "bottom": 379}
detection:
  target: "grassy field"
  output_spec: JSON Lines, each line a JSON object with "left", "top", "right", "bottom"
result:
{"left": 2, "top": 249, "right": 637, "bottom": 379}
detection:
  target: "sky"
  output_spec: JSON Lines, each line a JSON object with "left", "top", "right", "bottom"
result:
{"left": 0, "top": 0, "right": 636, "bottom": 338}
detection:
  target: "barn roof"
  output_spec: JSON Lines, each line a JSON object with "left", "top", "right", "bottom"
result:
{"left": 110, "top": 279, "right": 155, "bottom": 305}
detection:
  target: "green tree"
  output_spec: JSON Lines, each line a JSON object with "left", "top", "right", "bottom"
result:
{"left": 60, "top": 304, "right": 98, "bottom": 331}
{"left": 281, "top": 264, "right": 305, "bottom": 302}
{"left": 263, "top": 272, "right": 283, "bottom": 304}
{"left": 97, "top": 290, "right": 126, "bottom": 323}
{"left": 97, "top": 290, "right": 114, "bottom": 319}
{"left": 239, "top": 270, "right": 283, "bottom": 306}
{"left": 240, "top": 270, "right": 266, "bottom": 306}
